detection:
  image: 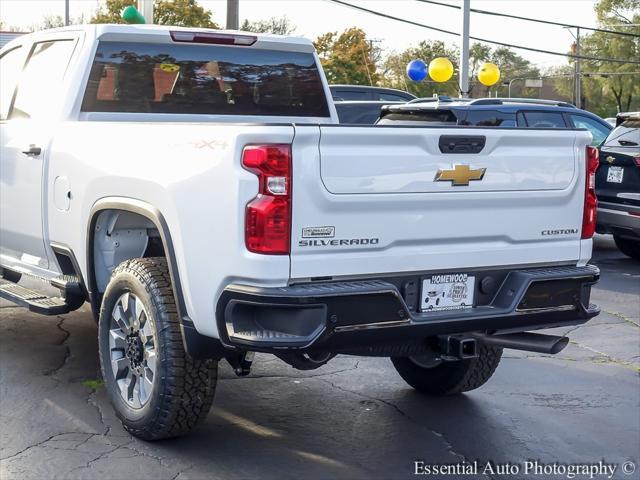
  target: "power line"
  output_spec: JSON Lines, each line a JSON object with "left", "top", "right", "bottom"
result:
{"left": 325, "top": 0, "right": 640, "bottom": 65}
{"left": 416, "top": 0, "right": 640, "bottom": 38}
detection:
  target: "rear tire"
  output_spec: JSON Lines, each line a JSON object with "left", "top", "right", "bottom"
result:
{"left": 613, "top": 235, "right": 640, "bottom": 260}
{"left": 98, "top": 257, "right": 217, "bottom": 440}
{"left": 391, "top": 343, "right": 502, "bottom": 395}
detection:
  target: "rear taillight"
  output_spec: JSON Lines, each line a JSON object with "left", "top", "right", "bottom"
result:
{"left": 242, "top": 145, "right": 291, "bottom": 254}
{"left": 634, "top": 156, "right": 640, "bottom": 167}
{"left": 581, "top": 146, "right": 599, "bottom": 239}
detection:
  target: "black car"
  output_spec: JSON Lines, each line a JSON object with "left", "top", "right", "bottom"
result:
{"left": 330, "top": 84, "right": 415, "bottom": 102}
{"left": 595, "top": 112, "right": 640, "bottom": 259}
{"left": 377, "top": 97, "right": 612, "bottom": 147}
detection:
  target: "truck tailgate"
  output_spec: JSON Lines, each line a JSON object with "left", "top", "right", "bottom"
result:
{"left": 290, "top": 126, "right": 592, "bottom": 280}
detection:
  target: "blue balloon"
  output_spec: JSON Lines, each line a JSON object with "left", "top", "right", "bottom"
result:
{"left": 406, "top": 59, "right": 427, "bottom": 82}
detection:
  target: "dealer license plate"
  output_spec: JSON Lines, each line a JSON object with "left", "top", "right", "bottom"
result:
{"left": 607, "top": 166, "right": 623, "bottom": 183}
{"left": 421, "top": 273, "right": 475, "bottom": 312}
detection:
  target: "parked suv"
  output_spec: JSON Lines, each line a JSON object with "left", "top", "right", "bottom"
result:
{"left": 596, "top": 112, "right": 640, "bottom": 259}
{"left": 377, "top": 97, "right": 612, "bottom": 146}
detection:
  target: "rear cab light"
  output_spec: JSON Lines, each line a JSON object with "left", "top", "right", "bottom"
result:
{"left": 582, "top": 146, "right": 599, "bottom": 239}
{"left": 242, "top": 145, "right": 292, "bottom": 254}
{"left": 170, "top": 30, "right": 257, "bottom": 46}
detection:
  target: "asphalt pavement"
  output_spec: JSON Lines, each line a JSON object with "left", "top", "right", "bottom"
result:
{"left": 1, "top": 234, "right": 638, "bottom": 480}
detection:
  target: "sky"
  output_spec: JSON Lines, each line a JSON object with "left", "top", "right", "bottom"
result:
{"left": 0, "top": 0, "right": 602, "bottom": 69}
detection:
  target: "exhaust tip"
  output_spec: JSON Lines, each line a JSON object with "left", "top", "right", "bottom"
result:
{"left": 549, "top": 336, "right": 569, "bottom": 354}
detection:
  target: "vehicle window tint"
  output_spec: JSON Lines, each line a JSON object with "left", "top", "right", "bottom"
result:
{"left": 82, "top": 41, "right": 330, "bottom": 117}
{"left": 569, "top": 114, "right": 610, "bottom": 146}
{"left": 0, "top": 46, "right": 23, "bottom": 120}
{"left": 461, "top": 110, "right": 516, "bottom": 127}
{"left": 332, "top": 90, "right": 369, "bottom": 100}
{"left": 521, "top": 111, "right": 566, "bottom": 128}
{"left": 378, "top": 93, "right": 409, "bottom": 101}
{"left": 11, "top": 40, "right": 75, "bottom": 119}
{"left": 335, "top": 103, "right": 383, "bottom": 124}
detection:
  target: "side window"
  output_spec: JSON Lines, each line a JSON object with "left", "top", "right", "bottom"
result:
{"left": 569, "top": 114, "right": 610, "bottom": 146}
{"left": 521, "top": 111, "right": 566, "bottom": 129}
{"left": 0, "top": 47, "right": 24, "bottom": 120}
{"left": 461, "top": 110, "right": 516, "bottom": 127}
{"left": 11, "top": 40, "right": 75, "bottom": 120}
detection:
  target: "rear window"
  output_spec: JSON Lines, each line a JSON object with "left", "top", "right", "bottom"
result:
{"left": 81, "top": 41, "right": 330, "bottom": 117}
{"left": 460, "top": 110, "right": 516, "bottom": 127}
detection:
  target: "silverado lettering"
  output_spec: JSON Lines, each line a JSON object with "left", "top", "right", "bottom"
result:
{"left": 299, "top": 238, "right": 380, "bottom": 247}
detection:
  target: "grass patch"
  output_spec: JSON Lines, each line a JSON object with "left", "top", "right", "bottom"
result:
{"left": 81, "top": 379, "right": 105, "bottom": 389}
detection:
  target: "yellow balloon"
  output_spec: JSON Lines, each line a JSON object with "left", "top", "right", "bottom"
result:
{"left": 478, "top": 62, "right": 500, "bottom": 86}
{"left": 428, "top": 57, "right": 454, "bottom": 83}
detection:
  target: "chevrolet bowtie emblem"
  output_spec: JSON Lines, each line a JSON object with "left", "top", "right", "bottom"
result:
{"left": 606, "top": 156, "right": 615, "bottom": 164}
{"left": 434, "top": 164, "right": 487, "bottom": 186}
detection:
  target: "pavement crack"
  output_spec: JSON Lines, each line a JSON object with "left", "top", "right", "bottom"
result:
{"left": 86, "top": 385, "right": 111, "bottom": 436}
{"left": 42, "top": 316, "right": 71, "bottom": 378}
{"left": 602, "top": 309, "right": 640, "bottom": 328}
{"left": 316, "top": 378, "right": 493, "bottom": 478}
{"left": 171, "top": 465, "right": 194, "bottom": 480}
{"left": 67, "top": 439, "right": 135, "bottom": 475}
{"left": 0, "top": 432, "right": 90, "bottom": 462}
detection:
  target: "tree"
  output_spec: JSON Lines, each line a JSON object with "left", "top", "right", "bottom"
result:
{"left": 550, "top": 0, "right": 639, "bottom": 115}
{"left": 91, "top": 0, "right": 218, "bottom": 28}
{"left": 381, "top": 41, "right": 539, "bottom": 98}
{"left": 240, "top": 16, "right": 295, "bottom": 35}
{"left": 314, "top": 27, "right": 381, "bottom": 85}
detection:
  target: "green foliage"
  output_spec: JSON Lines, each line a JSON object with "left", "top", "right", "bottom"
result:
{"left": 551, "top": 0, "right": 639, "bottom": 115}
{"left": 90, "top": 0, "right": 218, "bottom": 28}
{"left": 81, "top": 379, "right": 105, "bottom": 389}
{"left": 240, "top": 16, "right": 296, "bottom": 35}
{"left": 314, "top": 27, "right": 381, "bottom": 85}
{"left": 380, "top": 40, "right": 459, "bottom": 97}
{"left": 381, "top": 41, "right": 539, "bottom": 98}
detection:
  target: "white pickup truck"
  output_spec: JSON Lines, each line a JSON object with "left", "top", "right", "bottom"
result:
{"left": 0, "top": 25, "right": 600, "bottom": 440}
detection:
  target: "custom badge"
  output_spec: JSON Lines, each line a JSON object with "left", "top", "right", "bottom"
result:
{"left": 434, "top": 164, "right": 486, "bottom": 186}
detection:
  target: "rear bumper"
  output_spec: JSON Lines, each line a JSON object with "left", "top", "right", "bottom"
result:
{"left": 216, "top": 265, "right": 600, "bottom": 354}
{"left": 597, "top": 201, "right": 640, "bottom": 239}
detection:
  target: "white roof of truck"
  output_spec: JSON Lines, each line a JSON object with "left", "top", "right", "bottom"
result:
{"left": 1, "top": 24, "right": 315, "bottom": 53}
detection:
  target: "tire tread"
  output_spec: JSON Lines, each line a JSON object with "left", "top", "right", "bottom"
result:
{"left": 99, "top": 257, "right": 217, "bottom": 440}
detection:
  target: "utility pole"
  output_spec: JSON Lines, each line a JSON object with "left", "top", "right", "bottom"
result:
{"left": 64, "top": 0, "right": 69, "bottom": 26}
{"left": 226, "top": 0, "right": 239, "bottom": 29}
{"left": 568, "top": 27, "right": 581, "bottom": 108}
{"left": 459, "top": 0, "right": 471, "bottom": 97}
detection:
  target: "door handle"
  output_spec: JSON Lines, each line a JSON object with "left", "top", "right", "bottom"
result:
{"left": 21, "top": 145, "right": 42, "bottom": 156}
